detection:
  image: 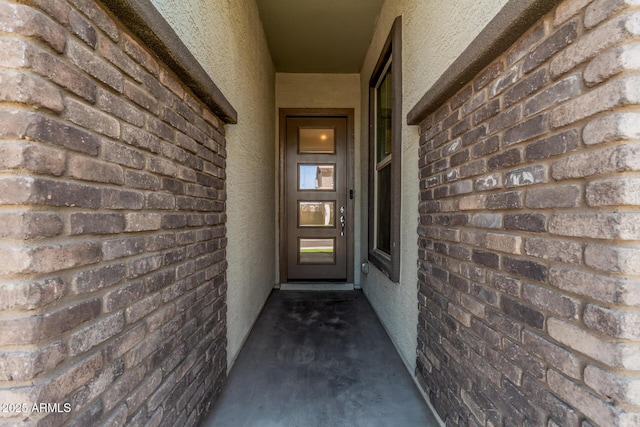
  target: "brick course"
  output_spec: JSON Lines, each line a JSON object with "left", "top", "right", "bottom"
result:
{"left": 416, "top": 0, "right": 640, "bottom": 425}
{"left": 0, "top": 1, "right": 227, "bottom": 425}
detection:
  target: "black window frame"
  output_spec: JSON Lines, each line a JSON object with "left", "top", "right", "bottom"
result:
{"left": 368, "top": 16, "right": 402, "bottom": 282}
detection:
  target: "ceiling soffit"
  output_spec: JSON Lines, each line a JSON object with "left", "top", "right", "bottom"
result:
{"left": 256, "top": 0, "right": 384, "bottom": 73}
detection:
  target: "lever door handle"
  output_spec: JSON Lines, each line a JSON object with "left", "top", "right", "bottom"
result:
{"left": 340, "top": 206, "right": 346, "bottom": 236}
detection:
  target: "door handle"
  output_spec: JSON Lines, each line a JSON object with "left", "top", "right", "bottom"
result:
{"left": 340, "top": 206, "right": 346, "bottom": 237}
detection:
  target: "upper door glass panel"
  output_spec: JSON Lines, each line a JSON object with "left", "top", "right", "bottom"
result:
{"left": 299, "top": 128, "right": 335, "bottom": 154}
{"left": 298, "top": 164, "right": 335, "bottom": 190}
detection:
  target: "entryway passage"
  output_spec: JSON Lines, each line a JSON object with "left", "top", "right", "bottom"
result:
{"left": 202, "top": 291, "right": 440, "bottom": 426}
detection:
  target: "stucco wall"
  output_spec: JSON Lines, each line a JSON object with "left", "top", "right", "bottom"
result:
{"left": 360, "top": 0, "right": 508, "bottom": 373}
{"left": 275, "top": 73, "right": 361, "bottom": 284}
{"left": 150, "top": 0, "right": 276, "bottom": 368}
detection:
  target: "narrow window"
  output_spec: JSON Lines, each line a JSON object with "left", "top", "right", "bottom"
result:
{"left": 369, "top": 16, "right": 401, "bottom": 282}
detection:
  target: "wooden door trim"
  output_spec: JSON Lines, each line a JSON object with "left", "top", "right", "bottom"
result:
{"left": 279, "top": 108, "right": 355, "bottom": 283}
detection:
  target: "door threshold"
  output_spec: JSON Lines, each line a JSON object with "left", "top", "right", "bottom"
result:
{"left": 278, "top": 283, "right": 355, "bottom": 291}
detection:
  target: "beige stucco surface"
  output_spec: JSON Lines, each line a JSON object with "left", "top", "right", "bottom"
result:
{"left": 150, "top": 0, "right": 276, "bottom": 369}
{"left": 275, "top": 73, "right": 361, "bottom": 284}
{"left": 360, "top": 0, "right": 509, "bottom": 373}
{"left": 150, "top": 0, "right": 512, "bottom": 378}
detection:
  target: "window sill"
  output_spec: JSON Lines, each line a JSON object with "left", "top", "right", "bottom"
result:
{"left": 369, "top": 249, "right": 399, "bottom": 283}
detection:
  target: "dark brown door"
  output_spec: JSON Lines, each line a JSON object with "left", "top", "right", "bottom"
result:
{"left": 285, "top": 117, "right": 348, "bottom": 281}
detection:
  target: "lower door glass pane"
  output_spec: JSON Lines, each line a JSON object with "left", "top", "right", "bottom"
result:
{"left": 299, "top": 238, "right": 335, "bottom": 264}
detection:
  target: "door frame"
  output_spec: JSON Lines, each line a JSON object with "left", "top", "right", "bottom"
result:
{"left": 279, "top": 108, "right": 355, "bottom": 283}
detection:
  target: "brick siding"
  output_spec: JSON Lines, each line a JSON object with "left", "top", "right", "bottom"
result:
{"left": 416, "top": 0, "right": 640, "bottom": 425}
{"left": 0, "top": 1, "right": 227, "bottom": 425}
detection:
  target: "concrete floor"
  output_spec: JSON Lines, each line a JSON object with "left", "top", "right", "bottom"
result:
{"left": 201, "top": 290, "right": 440, "bottom": 427}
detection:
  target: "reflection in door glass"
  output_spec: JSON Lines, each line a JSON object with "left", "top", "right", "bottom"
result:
{"left": 299, "top": 238, "right": 335, "bottom": 264}
{"left": 299, "top": 128, "right": 335, "bottom": 153}
{"left": 299, "top": 164, "right": 335, "bottom": 190}
{"left": 299, "top": 202, "right": 335, "bottom": 227}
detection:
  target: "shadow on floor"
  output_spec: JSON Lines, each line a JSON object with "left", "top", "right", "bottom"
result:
{"left": 201, "top": 290, "right": 440, "bottom": 427}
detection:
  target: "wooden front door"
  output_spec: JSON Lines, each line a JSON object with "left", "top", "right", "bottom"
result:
{"left": 281, "top": 111, "right": 353, "bottom": 282}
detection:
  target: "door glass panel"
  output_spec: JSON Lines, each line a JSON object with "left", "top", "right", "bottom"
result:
{"left": 299, "top": 238, "right": 335, "bottom": 264}
{"left": 298, "top": 164, "right": 335, "bottom": 190}
{"left": 299, "top": 201, "right": 335, "bottom": 227}
{"left": 299, "top": 128, "right": 335, "bottom": 153}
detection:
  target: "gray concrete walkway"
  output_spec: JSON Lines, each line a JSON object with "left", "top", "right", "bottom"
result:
{"left": 201, "top": 290, "right": 440, "bottom": 427}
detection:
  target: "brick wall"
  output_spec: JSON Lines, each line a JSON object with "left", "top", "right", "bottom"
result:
{"left": 416, "top": 0, "right": 640, "bottom": 426}
{"left": 0, "top": 1, "right": 227, "bottom": 425}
